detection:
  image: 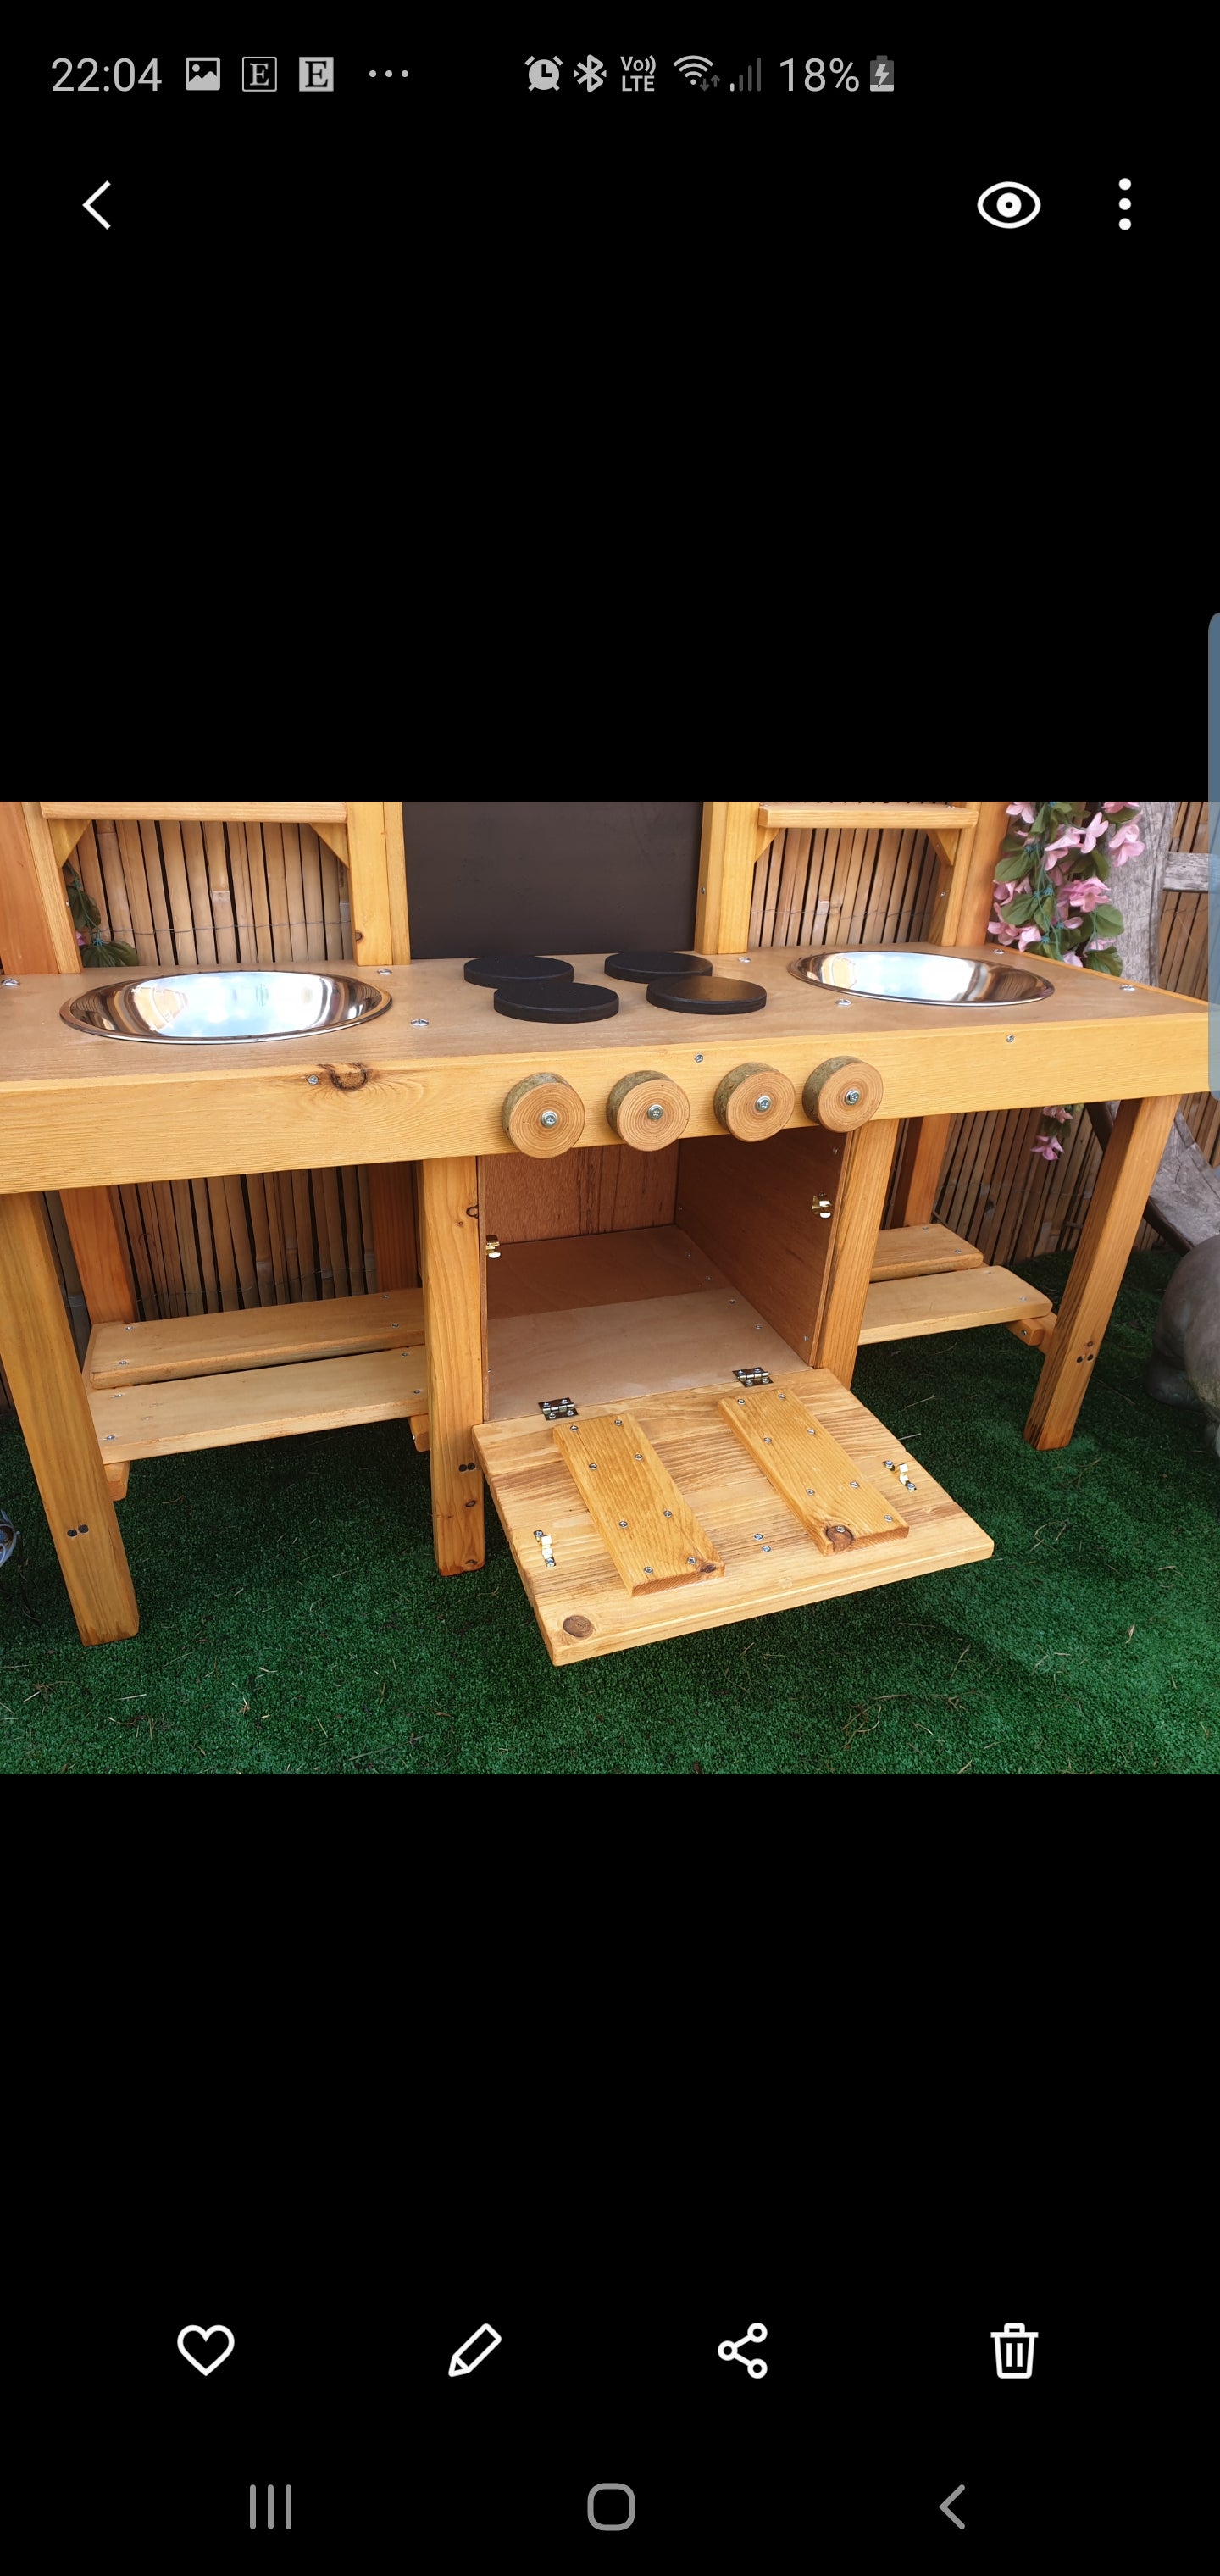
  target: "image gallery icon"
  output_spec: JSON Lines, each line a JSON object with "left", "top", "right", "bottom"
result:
{"left": 185, "top": 58, "right": 220, "bottom": 89}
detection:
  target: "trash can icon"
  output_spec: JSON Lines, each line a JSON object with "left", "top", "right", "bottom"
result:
{"left": 992, "top": 2322, "right": 1037, "bottom": 2379}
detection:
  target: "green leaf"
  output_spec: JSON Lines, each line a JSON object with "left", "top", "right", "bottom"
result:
{"left": 94, "top": 941, "right": 140, "bottom": 967}
{"left": 1000, "top": 836, "right": 1029, "bottom": 858}
{"left": 1084, "top": 947, "right": 1123, "bottom": 975}
{"left": 1092, "top": 903, "right": 1123, "bottom": 933}
{"left": 1002, "top": 892, "right": 1039, "bottom": 926}
{"left": 1050, "top": 802, "right": 1074, "bottom": 815}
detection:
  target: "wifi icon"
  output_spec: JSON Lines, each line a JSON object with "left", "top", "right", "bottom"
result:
{"left": 674, "top": 54, "right": 715, "bottom": 85}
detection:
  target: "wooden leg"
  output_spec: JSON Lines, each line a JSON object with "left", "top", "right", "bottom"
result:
{"left": 0, "top": 1192, "right": 138, "bottom": 1642}
{"left": 419, "top": 1157, "right": 485, "bottom": 1574}
{"left": 1023, "top": 1094, "right": 1180, "bottom": 1452}
{"left": 890, "top": 1113, "right": 952, "bottom": 1227}
{"left": 59, "top": 1185, "right": 137, "bottom": 1324}
{"left": 369, "top": 1163, "right": 419, "bottom": 1290}
{"left": 814, "top": 1118, "right": 901, "bottom": 1387}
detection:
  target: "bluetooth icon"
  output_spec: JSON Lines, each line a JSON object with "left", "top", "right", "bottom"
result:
{"left": 574, "top": 56, "right": 606, "bottom": 90}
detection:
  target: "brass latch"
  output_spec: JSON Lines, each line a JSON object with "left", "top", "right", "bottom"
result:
{"left": 485, "top": 1234, "right": 502, "bottom": 1258}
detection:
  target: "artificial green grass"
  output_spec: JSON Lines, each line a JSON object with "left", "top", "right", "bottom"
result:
{"left": 2, "top": 1246, "right": 1217, "bottom": 1774}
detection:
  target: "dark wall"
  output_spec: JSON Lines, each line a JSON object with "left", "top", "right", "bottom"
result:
{"left": 402, "top": 802, "right": 703, "bottom": 959}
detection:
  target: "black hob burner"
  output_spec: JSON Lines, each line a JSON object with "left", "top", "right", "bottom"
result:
{"left": 603, "top": 949, "right": 713, "bottom": 982}
{"left": 645, "top": 974, "right": 768, "bottom": 1013}
{"left": 463, "top": 954, "right": 574, "bottom": 987}
{"left": 493, "top": 980, "right": 620, "bottom": 1023}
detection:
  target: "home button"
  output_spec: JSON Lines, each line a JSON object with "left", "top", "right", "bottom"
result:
{"left": 588, "top": 2484, "right": 635, "bottom": 2529}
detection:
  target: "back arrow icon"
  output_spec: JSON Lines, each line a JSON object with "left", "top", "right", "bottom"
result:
{"left": 940, "top": 2484, "right": 966, "bottom": 2530}
{"left": 83, "top": 181, "right": 111, "bottom": 229}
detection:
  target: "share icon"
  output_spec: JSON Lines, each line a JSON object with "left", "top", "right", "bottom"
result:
{"left": 718, "top": 2321, "right": 767, "bottom": 2378}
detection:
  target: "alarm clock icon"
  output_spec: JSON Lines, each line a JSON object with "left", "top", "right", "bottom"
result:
{"left": 526, "top": 58, "right": 562, "bottom": 89}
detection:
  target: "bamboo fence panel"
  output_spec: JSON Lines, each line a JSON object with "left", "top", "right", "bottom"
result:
{"left": 748, "top": 801, "right": 1212, "bottom": 1265}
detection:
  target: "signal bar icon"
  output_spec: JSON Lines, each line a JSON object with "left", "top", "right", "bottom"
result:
{"left": 674, "top": 55, "right": 714, "bottom": 85}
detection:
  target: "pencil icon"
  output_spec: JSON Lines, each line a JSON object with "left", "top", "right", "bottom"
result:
{"left": 448, "top": 2323, "right": 502, "bottom": 2378}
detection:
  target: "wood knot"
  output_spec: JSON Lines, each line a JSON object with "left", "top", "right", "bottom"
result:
{"left": 329, "top": 1063, "right": 368, "bottom": 1090}
{"left": 563, "top": 1615, "right": 595, "bottom": 1639}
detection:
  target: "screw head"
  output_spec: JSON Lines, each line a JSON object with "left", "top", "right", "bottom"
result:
{"left": 843, "top": 1088, "right": 861, "bottom": 1105}
{"left": 754, "top": 1533, "right": 764, "bottom": 1541}
{"left": 1006, "top": 1034, "right": 1015, "bottom": 1042}
{"left": 694, "top": 1052, "right": 703, "bottom": 1062}
{"left": 753, "top": 1094, "right": 773, "bottom": 1113}
{"left": 643, "top": 1566, "right": 654, "bottom": 1576}
{"left": 646, "top": 1103, "right": 665, "bottom": 1120}
{"left": 836, "top": 998, "right": 852, "bottom": 1008}
{"left": 307, "top": 1074, "right": 319, "bottom": 1085}
{"left": 539, "top": 1109, "right": 559, "bottom": 1127}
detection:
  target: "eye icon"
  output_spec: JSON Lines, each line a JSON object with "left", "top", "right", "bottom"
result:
{"left": 978, "top": 180, "right": 1040, "bottom": 228}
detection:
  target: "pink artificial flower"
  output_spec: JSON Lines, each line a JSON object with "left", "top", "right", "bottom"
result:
{"left": 988, "top": 918, "right": 1018, "bottom": 945}
{"left": 1086, "top": 936, "right": 1117, "bottom": 950}
{"left": 1045, "top": 827, "right": 1083, "bottom": 856}
{"left": 75, "top": 930, "right": 87, "bottom": 946}
{"left": 1042, "top": 1106, "right": 1072, "bottom": 1121}
{"left": 1079, "top": 812, "right": 1108, "bottom": 854}
{"left": 1058, "top": 874, "right": 1109, "bottom": 913}
{"left": 1103, "top": 802, "right": 1138, "bottom": 813}
{"left": 1032, "top": 1135, "right": 1064, "bottom": 1161}
{"left": 1060, "top": 952, "right": 1083, "bottom": 966}
{"left": 1006, "top": 802, "right": 1036, "bottom": 824}
{"left": 1016, "top": 925, "right": 1044, "bottom": 950}
{"left": 991, "top": 880, "right": 1019, "bottom": 908}
{"left": 1107, "top": 824, "right": 1144, "bottom": 863}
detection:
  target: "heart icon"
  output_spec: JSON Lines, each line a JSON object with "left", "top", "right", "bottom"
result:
{"left": 177, "top": 2323, "right": 236, "bottom": 2376}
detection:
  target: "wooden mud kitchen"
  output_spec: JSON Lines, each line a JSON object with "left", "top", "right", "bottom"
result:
{"left": 0, "top": 800, "right": 1207, "bottom": 1663}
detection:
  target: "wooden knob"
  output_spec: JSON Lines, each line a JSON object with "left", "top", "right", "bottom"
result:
{"left": 802, "top": 1056, "right": 884, "bottom": 1131}
{"left": 713, "top": 1062, "right": 796, "bottom": 1141}
{"left": 502, "top": 1072, "right": 586, "bottom": 1157}
{"left": 606, "top": 1069, "right": 690, "bottom": 1150}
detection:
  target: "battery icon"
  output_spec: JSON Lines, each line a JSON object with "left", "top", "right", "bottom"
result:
{"left": 869, "top": 59, "right": 895, "bottom": 91}
{"left": 992, "top": 2321, "right": 1037, "bottom": 2379}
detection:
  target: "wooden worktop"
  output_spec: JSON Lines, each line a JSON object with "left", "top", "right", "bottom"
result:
{"left": 0, "top": 947, "right": 1206, "bottom": 1193}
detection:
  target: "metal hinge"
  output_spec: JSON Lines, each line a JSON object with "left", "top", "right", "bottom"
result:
{"left": 534, "top": 1529, "right": 557, "bottom": 1567}
{"left": 539, "top": 1396, "right": 578, "bottom": 1420}
{"left": 734, "top": 1366, "right": 772, "bottom": 1387}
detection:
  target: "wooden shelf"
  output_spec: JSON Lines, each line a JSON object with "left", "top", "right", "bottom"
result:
{"left": 41, "top": 801, "right": 347, "bottom": 823}
{"left": 859, "top": 1266, "right": 1053, "bottom": 1343}
{"left": 474, "top": 1368, "right": 993, "bottom": 1665}
{"left": 86, "top": 1288, "right": 423, "bottom": 1388}
{"left": 90, "top": 1346, "right": 426, "bottom": 1462}
{"left": 869, "top": 1224, "right": 984, "bottom": 1282}
{"left": 761, "top": 803, "right": 979, "bottom": 833}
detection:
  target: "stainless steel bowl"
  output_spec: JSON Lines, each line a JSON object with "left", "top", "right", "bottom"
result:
{"left": 60, "top": 967, "right": 393, "bottom": 1042}
{"left": 786, "top": 948, "right": 1056, "bottom": 1004}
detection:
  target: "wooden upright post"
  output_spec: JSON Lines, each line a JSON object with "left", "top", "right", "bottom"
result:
{"left": 890, "top": 799, "right": 1011, "bottom": 1226}
{"left": 694, "top": 802, "right": 777, "bottom": 955}
{"left": 0, "top": 802, "right": 137, "bottom": 1327}
{"left": 347, "top": 801, "right": 418, "bottom": 1289}
{"left": 0, "top": 1192, "right": 139, "bottom": 1641}
{"left": 419, "top": 1156, "right": 485, "bottom": 1574}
